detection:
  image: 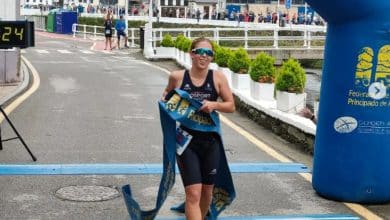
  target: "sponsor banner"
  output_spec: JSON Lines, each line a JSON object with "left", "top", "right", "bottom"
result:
{"left": 307, "top": 0, "right": 390, "bottom": 203}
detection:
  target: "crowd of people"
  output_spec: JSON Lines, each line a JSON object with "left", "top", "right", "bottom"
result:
{"left": 29, "top": 2, "right": 325, "bottom": 26}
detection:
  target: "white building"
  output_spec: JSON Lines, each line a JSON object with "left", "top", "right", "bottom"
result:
{"left": 21, "top": 0, "right": 55, "bottom": 6}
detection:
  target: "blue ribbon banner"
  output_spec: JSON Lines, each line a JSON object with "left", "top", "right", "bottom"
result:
{"left": 122, "top": 89, "right": 236, "bottom": 219}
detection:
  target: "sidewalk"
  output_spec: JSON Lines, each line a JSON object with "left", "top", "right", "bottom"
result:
{"left": 0, "top": 59, "right": 29, "bottom": 108}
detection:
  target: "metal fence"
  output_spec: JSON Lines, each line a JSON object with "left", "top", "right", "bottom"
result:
{"left": 71, "top": 23, "right": 326, "bottom": 51}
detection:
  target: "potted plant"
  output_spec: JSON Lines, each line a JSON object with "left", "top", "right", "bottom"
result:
{"left": 275, "top": 58, "right": 307, "bottom": 113}
{"left": 227, "top": 48, "right": 251, "bottom": 90}
{"left": 214, "top": 47, "right": 233, "bottom": 87}
{"left": 155, "top": 33, "right": 176, "bottom": 58}
{"left": 248, "top": 52, "right": 276, "bottom": 101}
{"left": 181, "top": 37, "right": 192, "bottom": 69}
{"left": 209, "top": 41, "right": 220, "bottom": 70}
{"left": 175, "top": 34, "right": 186, "bottom": 62}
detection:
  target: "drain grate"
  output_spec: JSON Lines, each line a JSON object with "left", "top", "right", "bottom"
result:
{"left": 55, "top": 185, "right": 120, "bottom": 202}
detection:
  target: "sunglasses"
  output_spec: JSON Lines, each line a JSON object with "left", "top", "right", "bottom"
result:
{"left": 191, "top": 48, "right": 214, "bottom": 57}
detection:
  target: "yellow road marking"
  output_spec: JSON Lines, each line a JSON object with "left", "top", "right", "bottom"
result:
{"left": 0, "top": 56, "right": 40, "bottom": 123}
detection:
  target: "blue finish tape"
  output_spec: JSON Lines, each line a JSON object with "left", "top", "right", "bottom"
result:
{"left": 156, "top": 214, "right": 360, "bottom": 220}
{"left": 0, "top": 163, "right": 310, "bottom": 175}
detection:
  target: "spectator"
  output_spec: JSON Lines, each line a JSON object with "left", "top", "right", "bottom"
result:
{"left": 115, "top": 15, "right": 129, "bottom": 49}
{"left": 257, "top": 13, "right": 263, "bottom": 23}
{"left": 103, "top": 9, "right": 113, "bottom": 50}
{"left": 196, "top": 8, "right": 201, "bottom": 23}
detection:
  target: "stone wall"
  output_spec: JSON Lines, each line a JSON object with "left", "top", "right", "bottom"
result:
{"left": 234, "top": 94, "right": 315, "bottom": 154}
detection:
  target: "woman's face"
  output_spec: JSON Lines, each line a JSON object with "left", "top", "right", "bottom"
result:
{"left": 190, "top": 41, "right": 213, "bottom": 70}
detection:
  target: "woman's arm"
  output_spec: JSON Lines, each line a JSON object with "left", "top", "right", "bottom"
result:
{"left": 162, "top": 70, "right": 182, "bottom": 100}
{"left": 200, "top": 71, "right": 235, "bottom": 113}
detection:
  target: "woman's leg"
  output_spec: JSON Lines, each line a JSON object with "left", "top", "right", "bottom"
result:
{"left": 177, "top": 141, "right": 203, "bottom": 220}
{"left": 200, "top": 184, "right": 214, "bottom": 219}
{"left": 199, "top": 137, "right": 220, "bottom": 219}
{"left": 184, "top": 184, "right": 202, "bottom": 220}
{"left": 104, "top": 37, "right": 108, "bottom": 49}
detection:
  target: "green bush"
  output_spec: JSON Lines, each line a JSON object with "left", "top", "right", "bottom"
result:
{"left": 249, "top": 52, "right": 276, "bottom": 83}
{"left": 275, "top": 58, "right": 306, "bottom": 93}
{"left": 175, "top": 35, "right": 186, "bottom": 49}
{"left": 181, "top": 38, "right": 192, "bottom": 52}
{"left": 214, "top": 47, "right": 233, "bottom": 68}
{"left": 227, "top": 48, "right": 250, "bottom": 74}
{"left": 161, "top": 34, "right": 175, "bottom": 47}
{"left": 211, "top": 41, "right": 220, "bottom": 51}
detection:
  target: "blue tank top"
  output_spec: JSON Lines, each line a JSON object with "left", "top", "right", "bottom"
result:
{"left": 180, "top": 69, "right": 218, "bottom": 102}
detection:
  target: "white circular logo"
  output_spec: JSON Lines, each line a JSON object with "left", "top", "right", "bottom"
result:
{"left": 334, "top": 116, "right": 358, "bottom": 133}
{"left": 368, "top": 82, "right": 387, "bottom": 100}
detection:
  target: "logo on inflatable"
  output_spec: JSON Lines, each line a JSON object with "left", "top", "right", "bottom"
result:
{"left": 334, "top": 116, "right": 358, "bottom": 133}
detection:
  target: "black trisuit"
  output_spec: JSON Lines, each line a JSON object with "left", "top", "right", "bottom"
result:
{"left": 177, "top": 69, "right": 221, "bottom": 186}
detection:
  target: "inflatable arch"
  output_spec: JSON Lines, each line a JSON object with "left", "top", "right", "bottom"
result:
{"left": 306, "top": 0, "right": 390, "bottom": 203}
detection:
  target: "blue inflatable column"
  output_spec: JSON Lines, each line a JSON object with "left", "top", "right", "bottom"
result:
{"left": 306, "top": 0, "right": 390, "bottom": 203}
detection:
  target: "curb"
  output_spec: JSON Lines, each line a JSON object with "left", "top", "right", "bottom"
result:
{"left": 0, "top": 58, "right": 31, "bottom": 108}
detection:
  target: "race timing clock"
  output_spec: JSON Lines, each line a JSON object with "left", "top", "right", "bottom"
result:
{"left": 0, "top": 21, "right": 35, "bottom": 49}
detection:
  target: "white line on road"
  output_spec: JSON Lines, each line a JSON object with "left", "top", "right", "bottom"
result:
{"left": 36, "top": 49, "right": 49, "bottom": 54}
{"left": 80, "top": 50, "right": 94, "bottom": 54}
{"left": 57, "top": 50, "right": 72, "bottom": 54}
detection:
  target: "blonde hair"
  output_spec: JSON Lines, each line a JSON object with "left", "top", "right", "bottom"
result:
{"left": 190, "top": 37, "right": 214, "bottom": 51}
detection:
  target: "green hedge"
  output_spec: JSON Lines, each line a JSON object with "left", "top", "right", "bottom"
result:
{"left": 249, "top": 52, "right": 276, "bottom": 83}
{"left": 275, "top": 58, "right": 306, "bottom": 93}
{"left": 161, "top": 34, "right": 175, "bottom": 47}
{"left": 214, "top": 47, "right": 232, "bottom": 68}
{"left": 228, "top": 48, "right": 250, "bottom": 74}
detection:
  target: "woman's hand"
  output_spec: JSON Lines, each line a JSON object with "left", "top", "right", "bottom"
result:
{"left": 199, "top": 100, "right": 217, "bottom": 113}
{"left": 161, "top": 91, "right": 168, "bottom": 102}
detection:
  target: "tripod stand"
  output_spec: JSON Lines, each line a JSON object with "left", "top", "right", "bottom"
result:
{"left": 0, "top": 106, "right": 37, "bottom": 161}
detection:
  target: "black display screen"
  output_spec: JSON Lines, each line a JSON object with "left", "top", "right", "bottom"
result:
{"left": 0, "top": 21, "right": 34, "bottom": 49}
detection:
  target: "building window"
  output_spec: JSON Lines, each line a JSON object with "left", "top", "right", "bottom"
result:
{"left": 292, "top": 0, "right": 305, "bottom": 4}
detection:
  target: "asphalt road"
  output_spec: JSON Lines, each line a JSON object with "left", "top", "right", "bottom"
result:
{"left": 0, "top": 32, "right": 388, "bottom": 219}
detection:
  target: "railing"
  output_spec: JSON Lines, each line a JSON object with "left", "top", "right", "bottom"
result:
{"left": 150, "top": 26, "right": 326, "bottom": 50}
{"left": 24, "top": 15, "right": 47, "bottom": 31}
{"left": 71, "top": 24, "right": 139, "bottom": 47}
{"left": 71, "top": 23, "right": 326, "bottom": 51}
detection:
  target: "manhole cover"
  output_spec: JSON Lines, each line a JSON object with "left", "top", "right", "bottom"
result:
{"left": 55, "top": 185, "right": 120, "bottom": 202}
